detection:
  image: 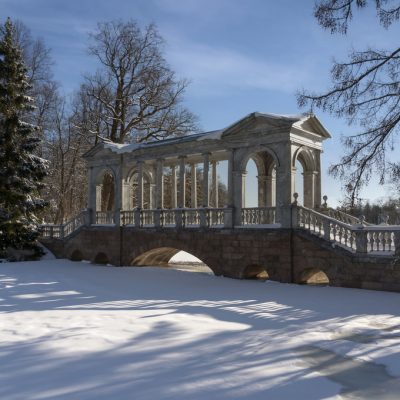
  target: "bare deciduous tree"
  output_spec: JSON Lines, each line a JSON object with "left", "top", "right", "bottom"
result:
{"left": 85, "top": 20, "right": 198, "bottom": 144}
{"left": 297, "top": 0, "right": 400, "bottom": 204}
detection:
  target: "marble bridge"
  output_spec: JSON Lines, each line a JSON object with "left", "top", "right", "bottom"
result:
{"left": 40, "top": 113, "right": 400, "bottom": 292}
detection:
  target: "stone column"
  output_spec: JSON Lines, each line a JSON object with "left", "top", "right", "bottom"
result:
{"left": 156, "top": 159, "right": 164, "bottom": 208}
{"left": 95, "top": 184, "right": 102, "bottom": 212}
{"left": 122, "top": 183, "right": 132, "bottom": 210}
{"left": 171, "top": 165, "right": 177, "bottom": 208}
{"left": 136, "top": 161, "right": 144, "bottom": 209}
{"left": 211, "top": 161, "right": 218, "bottom": 207}
{"left": 191, "top": 163, "right": 197, "bottom": 208}
{"left": 114, "top": 163, "right": 123, "bottom": 226}
{"left": 241, "top": 171, "right": 247, "bottom": 208}
{"left": 303, "top": 171, "right": 317, "bottom": 209}
{"left": 149, "top": 183, "right": 156, "bottom": 209}
{"left": 314, "top": 150, "right": 322, "bottom": 208}
{"left": 233, "top": 170, "right": 245, "bottom": 225}
{"left": 227, "top": 150, "right": 234, "bottom": 207}
{"left": 266, "top": 174, "right": 276, "bottom": 207}
{"left": 275, "top": 167, "right": 296, "bottom": 207}
{"left": 88, "top": 167, "right": 97, "bottom": 224}
{"left": 257, "top": 174, "right": 267, "bottom": 207}
{"left": 178, "top": 156, "right": 186, "bottom": 208}
{"left": 202, "top": 153, "right": 210, "bottom": 207}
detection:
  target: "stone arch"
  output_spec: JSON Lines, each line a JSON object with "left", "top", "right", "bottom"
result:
{"left": 124, "top": 165, "right": 154, "bottom": 209}
{"left": 70, "top": 249, "right": 83, "bottom": 262}
{"left": 238, "top": 146, "right": 280, "bottom": 173}
{"left": 93, "top": 252, "right": 109, "bottom": 265}
{"left": 242, "top": 264, "right": 269, "bottom": 280}
{"left": 298, "top": 268, "right": 330, "bottom": 285}
{"left": 94, "top": 168, "right": 117, "bottom": 212}
{"left": 293, "top": 146, "right": 317, "bottom": 172}
{"left": 127, "top": 236, "right": 221, "bottom": 275}
{"left": 239, "top": 148, "right": 279, "bottom": 208}
{"left": 292, "top": 147, "right": 319, "bottom": 208}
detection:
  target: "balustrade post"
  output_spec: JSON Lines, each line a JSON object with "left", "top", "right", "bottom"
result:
{"left": 175, "top": 209, "right": 183, "bottom": 228}
{"left": 224, "top": 207, "right": 233, "bottom": 228}
{"left": 279, "top": 205, "right": 292, "bottom": 228}
{"left": 59, "top": 225, "right": 65, "bottom": 239}
{"left": 134, "top": 208, "right": 141, "bottom": 228}
{"left": 154, "top": 209, "right": 161, "bottom": 228}
{"left": 355, "top": 229, "right": 368, "bottom": 253}
{"left": 394, "top": 231, "right": 400, "bottom": 256}
{"left": 323, "top": 219, "right": 331, "bottom": 240}
{"left": 50, "top": 225, "right": 54, "bottom": 239}
{"left": 291, "top": 203, "right": 299, "bottom": 228}
{"left": 200, "top": 208, "right": 208, "bottom": 228}
{"left": 115, "top": 209, "right": 121, "bottom": 227}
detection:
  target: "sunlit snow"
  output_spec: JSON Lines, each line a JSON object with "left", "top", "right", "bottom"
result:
{"left": 1, "top": 259, "right": 400, "bottom": 399}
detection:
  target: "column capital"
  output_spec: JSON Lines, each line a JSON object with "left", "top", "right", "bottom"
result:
{"left": 303, "top": 170, "right": 319, "bottom": 176}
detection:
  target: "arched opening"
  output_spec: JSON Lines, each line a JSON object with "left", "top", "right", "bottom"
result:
{"left": 242, "top": 150, "right": 277, "bottom": 209}
{"left": 295, "top": 159, "right": 304, "bottom": 205}
{"left": 294, "top": 149, "right": 318, "bottom": 209}
{"left": 131, "top": 247, "right": 214, "bottom": 275}
{"left": 242, "top": 264, "right": 269, "bottom": 281}
{"left": 299, "top": 268, "right": 329, "bottom": 286}
{"left": 70, "top": 249, "right": 83, "bottom": 262}
{"left": 93, "top": 252, "right": 109, "bottom": 265}
{"left": 125, "top": 168, "right": 153, "bottom": 210}
{"left": 245, "top": 158, "right": 258, "bottom": 207}
{"left": 95, "top": 169, "right": 116, "bottom": 212}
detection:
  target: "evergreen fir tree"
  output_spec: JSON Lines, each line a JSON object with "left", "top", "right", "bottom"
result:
{"left": 0, "top": 18, "right": 48, "bottom": 259}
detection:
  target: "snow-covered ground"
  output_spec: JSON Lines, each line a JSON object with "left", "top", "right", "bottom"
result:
{"left": 1, "top": 260, "right": 400, "bottom": 399}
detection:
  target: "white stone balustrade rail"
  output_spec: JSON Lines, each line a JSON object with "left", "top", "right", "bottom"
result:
{"left": 320, "top": 207, "right": 372, "bottom": 226}
{"left": 298, "top": 206, "right": 400, "bottom": 255}
{"left": 241, "top": 207, "right": 276, "bottom": 225}
{"left": 141, "top": 209, "right": 155, "bottom": 226}
{"left": 40, "top": 207, "right": 400, "bottom": 258}
{"left": 40, "top": 211, "right": 88, "bottom": 239}
{"left": 96, "top": 211, "right": 115, "bottom": 225}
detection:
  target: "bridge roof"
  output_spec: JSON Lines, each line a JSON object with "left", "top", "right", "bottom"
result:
{"left": 83, "top": 112, "right": 331, "bottom": 158}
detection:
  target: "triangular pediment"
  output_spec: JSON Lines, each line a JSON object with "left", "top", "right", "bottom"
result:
{"left": 82, "top": 142, "right": 117, "bottom": 159}
{"left": 292, "top": 115, "right": 331, "bottom": 139}
{"left": 221, "top": 112, "right": 300, "bottom": 139}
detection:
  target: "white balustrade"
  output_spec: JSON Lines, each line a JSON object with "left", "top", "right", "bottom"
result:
{"left": 96, "top": 211, "right": 115, "bottom": 225}
{"left": 162, "top": 209, "right": 176, "bottom": 226}
{"left": 141, "top": 209, "right": 155, "bottom": 226}
{"left": 208, "top": 208, "right": 225, "bottom": 227}
{"left": 184, "top": 209, "right": 201, "bottom": 227}
{"left": 298, "top": 206, "right": 400, "bottom": 255}
{"left": 241, "top": 207, "right": 276, "bottom": 225}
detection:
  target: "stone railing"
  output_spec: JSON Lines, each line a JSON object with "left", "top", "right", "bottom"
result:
{"left": 241, "top": 207, "right": 276, "bottom": 225}
{"left": 119, "top": 208, "right": 229, "bottom": 228}
{"left": 320, "top": 207, "right": 373, "bottom": 226}
{"left": 40, "top": 210, "right": 88, "bottom": 239}
{"left": 298, "top": 206, "right": 400, "bottom": 255}
{"left": 184, "top": 209, "right": 201, "bottom": 227}
{"left": 96, "top": 211, "right": 115, "bottom": 224}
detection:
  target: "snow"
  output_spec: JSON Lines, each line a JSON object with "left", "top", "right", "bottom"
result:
{"left": 1, "top": 259, "right": 400, "bottom": 399}
{"left": 170, "top": 250, "right": 203, "bottom": 263}
{"left": 103, "top": 142, "right": 141, "bottom": 154}
{"left": 196, "top": 129, "right": 224, "bottom": 141}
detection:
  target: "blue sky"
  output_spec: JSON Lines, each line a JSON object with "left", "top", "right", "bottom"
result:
{"left": 2, "top": 0, "right": 399, "bottom": 206}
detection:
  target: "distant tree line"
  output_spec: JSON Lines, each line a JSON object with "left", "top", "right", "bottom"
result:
{"left": 339, "top": 197, "right": 400, "bottom": 225}
{"left": 7, "top": 18, "right": 198, "bottom": 224}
